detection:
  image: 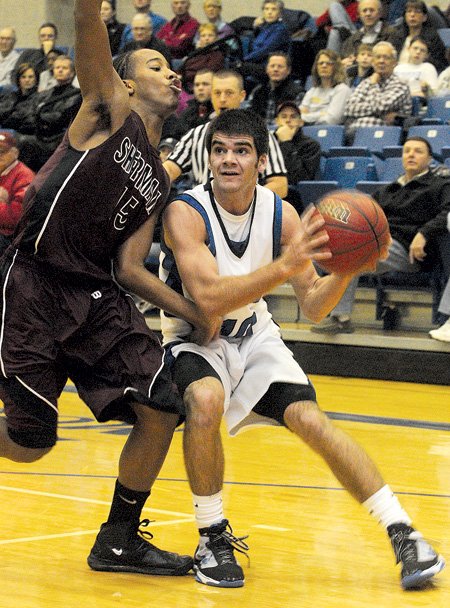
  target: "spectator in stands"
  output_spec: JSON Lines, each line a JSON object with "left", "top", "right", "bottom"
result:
{"left": 394, "top": 36, "right": 438, "bottom": 101}
{"left": 14, "top": 23, "right": 62, "bottom": 79}
{"left": 436, "top": 49, "right": 450, "bottom": 96}
{"left": 120, "top": 0, "right": 167, "bottom": 49}
{"left": 273, "top": 100, "right": 321, "bottom": 213}
{"left": 18, "top": 56, "right": 82, "bottom": 171}
{"left": 196, "top": 23, "right": 218, "bottom": 48}
{"left": 177, "top": 68, "right": 214, "bottom": 134}
{"left": 340, "top": 0, "right": 400, "bottom": 67}
{"left": 156, "top": 0, "right": 199, "bottom": 61}
{"left": 0, "top": 130, "right": 34, "bottom": 255}
{"left": 199, "top": 0, "right": 234, "bottom": 40}
{"left": 311, "top": 136, "right": 450, "bottom": 335}
{"left": 300, "top": 50, "right": 352, "bottom": 125}
{"left": 248, "top": 52, "right": 304, "bottom": 127}
{"left": 395, "top": 1, "right": 447, "bottom": 73}
{"left": 244, "top": 1, "right": 290, "bottom": 64}
{"left": 163, "top": 69, "right": 288, "bottom": 198}
{"left": 344, "top": 41, "right": 412, "bottom": 141}
{"left": 0, "top": 63, "right": 39, "bottom": 135}
{"left": 100, "top": 0, "right": 126, "bottom": 56}
{"left": 180, "top": 25, "right": 227, "bottom": 94}
{"left": 0, "top": 27, "right": 19, "bottom": 89}
{"left": 37, "top": 49, "right": 63, "bottom": 92}
{"left": 122, "top": 13, "right": 172, "bottom": 65}
{"left": 346, "top": 42, "right": 373, "bottom": 87}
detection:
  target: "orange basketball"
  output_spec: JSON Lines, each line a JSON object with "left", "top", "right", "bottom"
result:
{"left": 315, "top": 190, "right": 391, "bottom": 274}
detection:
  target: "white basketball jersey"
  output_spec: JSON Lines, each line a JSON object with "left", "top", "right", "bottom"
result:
{"left": 160, "top": 182, "right": 283, "bottom": 345}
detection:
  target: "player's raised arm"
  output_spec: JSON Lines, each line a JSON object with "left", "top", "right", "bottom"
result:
{"left": 71, "top": 0, "right": 128, "bottom": 145}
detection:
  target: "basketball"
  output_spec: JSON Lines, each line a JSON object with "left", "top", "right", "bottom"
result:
{"left": 315, "top": 190, "right": 391, "bottom": 274}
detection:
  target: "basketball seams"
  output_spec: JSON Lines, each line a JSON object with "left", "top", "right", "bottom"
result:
{"left": 316, "top": 190, "right": 390, "bottom": 274}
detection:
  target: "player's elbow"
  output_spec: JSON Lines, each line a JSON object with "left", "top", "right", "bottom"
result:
{"left": 301, "top": 305, "right": 325, "bottom": 324}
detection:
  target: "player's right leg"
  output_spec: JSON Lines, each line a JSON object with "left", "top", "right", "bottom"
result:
{"left": 0, "top": 377, "right": 58, "bottom": 462}
{"left": 172, "top": 351, "right": 247, "bottom": 588}
{"left": 284, "top": 399, "right": 445, "bottom": 589}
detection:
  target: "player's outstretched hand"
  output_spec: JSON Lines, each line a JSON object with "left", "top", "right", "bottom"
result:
{"left": 282, "top": 205, "right": 332, "bottom": 276}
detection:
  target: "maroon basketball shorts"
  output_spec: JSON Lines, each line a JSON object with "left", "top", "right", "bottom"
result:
{"left": 0, "top": 253, "right": 182, "bottom": 448}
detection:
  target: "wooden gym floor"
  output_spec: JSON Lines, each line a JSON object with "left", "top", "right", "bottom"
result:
{"left": 1, "top": 375, "right": 449, "bottom": 608}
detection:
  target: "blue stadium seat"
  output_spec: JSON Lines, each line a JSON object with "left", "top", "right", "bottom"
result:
{"left": 425, "top": 96, "right": 450, "bottom": 123}
{"left": 378, "top": 156, "right": 404, "bottom": 181}
{"left": 406, "top": 125, "right": 450, "bottom": 160}
{"left": 302, "top": 125, "right": 345, "bottom": 155}
{"left": 322, "top": 156, "right": 377, "bottom": 188}
{"left": 328, "top": 126, "right": 402, "bottom": 160}
{"left": 353, "top": 126, "right": 402, "bottom": 157}
{"left": 438, "top": 28, "right": 450, "bottom": 47}
{"left": 293, "top": 180, "right": 340, "bottom": 206}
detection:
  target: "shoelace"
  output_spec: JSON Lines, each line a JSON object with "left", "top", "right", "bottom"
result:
{"left": 210, "top": 525, "right": 250, "bottom": 565}
{"left": 136, "top": 518, "right": 155, "bottom": 543}
{"left": 391, "top": 528, "right": 418, "bottom": 564}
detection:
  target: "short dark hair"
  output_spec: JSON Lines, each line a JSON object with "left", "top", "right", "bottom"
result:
{"left": 267, "top": 51, "right": 291, "bottom": 68}
{"left": 15, "top": 62, "right": 36, "bottom": 88}
{"left": 409, "top": 35, "right": 428, "bottom": 49}
{"left": 39, "top": 22, "right": 58, "bottom": 37}
{"left": 404, "top": 135, "right": 432, "bottom": 156}
{"left": 205, "top": 109, "right": 269, "bottom": 158}
{"left": 404, "top": 0, "right": 428, "bottom": 15}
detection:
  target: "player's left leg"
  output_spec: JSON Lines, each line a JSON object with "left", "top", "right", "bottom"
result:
{"left": 284, "top": 400, "right": 445, "bottom": 589}
{"left": 87, "top": 404, "right": 194, "bottom": 575}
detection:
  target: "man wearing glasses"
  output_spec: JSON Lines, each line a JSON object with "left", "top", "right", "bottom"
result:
{"left": 344, "top": 40, "right": 412, "bottom": 142}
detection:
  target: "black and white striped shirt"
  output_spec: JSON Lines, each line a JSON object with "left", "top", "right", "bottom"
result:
{"left": 167, "top": 120, "right": 287, "bottom": 185}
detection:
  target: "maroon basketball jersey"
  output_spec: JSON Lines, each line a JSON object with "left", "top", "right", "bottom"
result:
{"left": 12, "top": 111, "right": 170, "bottom": 284}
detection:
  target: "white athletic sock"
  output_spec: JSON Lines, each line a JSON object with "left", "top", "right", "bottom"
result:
{"left": 193, "top": 491, "right": 224, "bottom": 531}
{"left": 363, "top": 484, "right": 412, "bottom": 529}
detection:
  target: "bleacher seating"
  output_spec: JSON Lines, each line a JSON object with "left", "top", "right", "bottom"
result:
{"left": 293, "top": 180, "right": 339, "bottom": 206}
{"left": 328, "top": 126, "right": 402, "bottom": 159}
{"left": 321, "top": 156, "right": 377, "bottom": 188}
{"left": 424, "top": 96, "right": 450, "bottom": 124}
{"left": 302, "top": 125, "right": 345, "bottom": 156}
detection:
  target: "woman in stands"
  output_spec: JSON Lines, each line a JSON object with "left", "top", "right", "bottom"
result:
{"left": 300, "top": 49, "right": 352, "bottom": 124}
{"left": 0, "top": 63, "right": 39, "bottom": 134}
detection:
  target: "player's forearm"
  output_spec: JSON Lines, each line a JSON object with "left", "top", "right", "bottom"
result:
{"left": 192, "top": 259, "right": 292, "bottom": 318}
{"left": 118, "top": 265, "right": 202, "bottom": 327}
{"left": 299, "top": 273, "right": 355, "bottom": 322}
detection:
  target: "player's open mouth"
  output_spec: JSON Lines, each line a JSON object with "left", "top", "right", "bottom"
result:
{"left": 170, "top": 81, "right": 182, "bottom": 94}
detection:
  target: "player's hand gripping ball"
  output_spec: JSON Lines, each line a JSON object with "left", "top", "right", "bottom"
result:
{"left": 315, "top": 189, "right": 391, "bottom": 274}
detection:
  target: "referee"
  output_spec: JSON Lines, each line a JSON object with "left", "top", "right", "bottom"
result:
{"left": 163, "top": 69, "right": 288, "bottom": 198}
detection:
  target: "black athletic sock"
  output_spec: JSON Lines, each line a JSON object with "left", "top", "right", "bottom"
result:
{"left": 106, "top": 479, "right": 150, "bottom": 525}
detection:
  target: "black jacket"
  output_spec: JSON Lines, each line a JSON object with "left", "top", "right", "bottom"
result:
{"left": 373, "top": 170, "right": 450, "bottom": 260}
{"left": 249, "top": 77, "right": 304, "bottom": 119}
{"left": 177, "top": 98, "right": 214, "bottom": 136}
{"left": 0, "top": 87, "right": 39, "bottom": 134}
{"left": 33, "top": 83, "right": 82, "bottom": 142}
{"left": 275, "top": 128, "right": 321, "bottom": 184}
{"left": 107, "top": 18, "right": 126, "bottom": 56}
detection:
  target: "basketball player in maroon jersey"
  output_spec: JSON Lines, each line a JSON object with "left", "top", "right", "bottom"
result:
{"left": 0, "top": 0, "right": 217, "bottom": 575}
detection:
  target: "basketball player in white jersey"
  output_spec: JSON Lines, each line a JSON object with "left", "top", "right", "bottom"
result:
{"left": 160, "top": 109, "right": 444, "bottom": 590}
